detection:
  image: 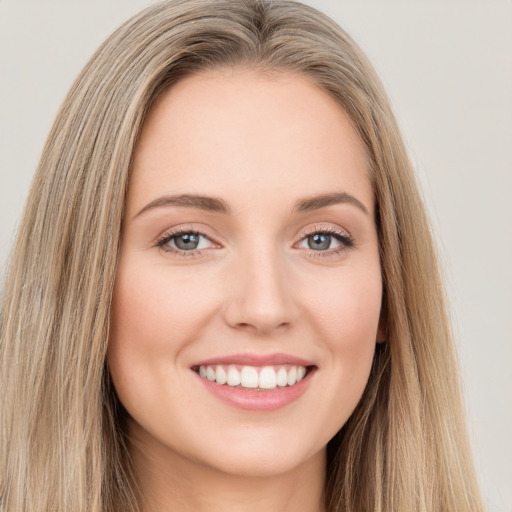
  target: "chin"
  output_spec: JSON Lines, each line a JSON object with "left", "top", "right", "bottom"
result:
{"left": 188, "top": 427, "right": 326, "bottom": 478}
{"left": 205, "top": 446, "right": 322, "bottom": 478}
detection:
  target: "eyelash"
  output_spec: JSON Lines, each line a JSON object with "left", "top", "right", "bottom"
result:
{"left": 300, "top": 226, "right": 355, "bottom": 258}
{"left": 155, "top": 225, "right": 355, "bottom": 259}
{"left": 156, "top": 227, "right": 215, "bottom": 258}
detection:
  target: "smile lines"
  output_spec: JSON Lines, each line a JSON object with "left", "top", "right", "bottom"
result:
{"left": 195, "top": 364, "right": 308, "bottom": 390}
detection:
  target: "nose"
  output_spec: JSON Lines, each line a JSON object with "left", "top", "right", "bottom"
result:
{"left": 222, "top": 247, "right": 297, "bottom": 335}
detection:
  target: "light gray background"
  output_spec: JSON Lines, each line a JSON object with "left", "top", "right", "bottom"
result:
{"left": 1, "top": 1, "right": 511, "bottom": 510}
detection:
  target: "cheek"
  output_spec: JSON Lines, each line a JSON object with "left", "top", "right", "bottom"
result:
{"left": 319, "top": 275, "right": 381, "bottom": 427}
{"left": 109, "top": 261, "right": 212, "bottom": 354}
{"left": 108, "top": 261, "right": 194, "bottom": 402}
{"left": 306, "top": 264, "right": 382, "bottom": 345}
{"left": 301, "top": 263, "right": 382, "bottom": 403}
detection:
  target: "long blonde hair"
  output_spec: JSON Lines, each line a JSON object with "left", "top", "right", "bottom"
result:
{"left": 0, "top": 1, "right": 483, "bottom": 510}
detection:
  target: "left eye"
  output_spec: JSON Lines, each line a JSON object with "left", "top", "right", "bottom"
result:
{"left": 163, "top": 232, "right": 213, "bottom": 251}
{"left": 298, "top": 232, "right": 344, "bottom": 251}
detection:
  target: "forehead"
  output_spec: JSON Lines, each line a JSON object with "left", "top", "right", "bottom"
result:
{"left": 128, "top": 68, "right": 373, "bottom": 217}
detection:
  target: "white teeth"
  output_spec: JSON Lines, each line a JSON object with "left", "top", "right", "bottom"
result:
{"left": 240, "top": 366, "right": 259, "bottom": 388}
{"left": 259, "top": 366, "right": 277, "bottom": 389}
{"left": 276, "top": 367, "right": 288, "bottom": 387}
{"left": 287, "top": 366, "right": 297, "bottom": 386}
{"left": 227, "top": 366, "right": 241, "bottom": 386}
{"left": 198, "top": 364, "right": 310, "bottom": 389}
{"left": 206, "top": 366, "right": 216, "bottom": 381}
{"left": 215, "top": 365, "right": 227, "bottom": 385}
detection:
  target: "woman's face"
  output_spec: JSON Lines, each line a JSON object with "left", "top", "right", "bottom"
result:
{"left": 109, "top": 69, "right": 383, "bottom": 478}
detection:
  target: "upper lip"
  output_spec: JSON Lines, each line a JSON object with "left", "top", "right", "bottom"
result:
{"left": 191, "top": 352, "right": 316, "bottom": 368}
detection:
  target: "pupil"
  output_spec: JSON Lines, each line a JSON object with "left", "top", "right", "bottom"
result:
{"left": 309, "top": 233, "right": 330, "bottom": 251}
{"left": 175, "top": 233, "right": 199, "bottom": 250}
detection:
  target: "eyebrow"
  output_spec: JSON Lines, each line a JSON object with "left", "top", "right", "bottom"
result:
{"left": 293, "top": 192, "right": 368, "bottom": 215}
{"left": 134, "top": 191, "right": 368, "bottom": 218}
{"left": 135, "top": 194, "right": 231, "bottom": 218}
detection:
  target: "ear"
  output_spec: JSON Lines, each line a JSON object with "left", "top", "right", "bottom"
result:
{"left": 376, "top": 327, "right": 386, "bottom": 343}
{"left": 376, "top": 311, "right": 387, "bottom": 344}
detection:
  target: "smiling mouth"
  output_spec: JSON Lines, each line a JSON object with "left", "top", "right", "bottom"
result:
{"left": 191, "top": 364, "right": 315, "bottom": 390}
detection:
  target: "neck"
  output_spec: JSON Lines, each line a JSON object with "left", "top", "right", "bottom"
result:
{"left": 128, "top": 423, "right": 326, "bottom": 512}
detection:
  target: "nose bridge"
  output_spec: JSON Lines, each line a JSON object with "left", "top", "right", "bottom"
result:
{"left": 224, "top": 240, "right": 295, "bottom": 334}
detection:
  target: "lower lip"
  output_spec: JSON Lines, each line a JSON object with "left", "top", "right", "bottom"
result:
{"left": 194, "top": 369, "right": 315, "bottom": 412}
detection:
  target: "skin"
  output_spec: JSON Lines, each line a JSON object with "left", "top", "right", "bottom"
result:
{"left": 108, "top": 68, "right": 384, "bottom": 512}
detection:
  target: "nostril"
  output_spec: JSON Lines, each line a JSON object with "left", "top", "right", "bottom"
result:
{"left": 233, "top": 320, "right": 291, "bottom": 335}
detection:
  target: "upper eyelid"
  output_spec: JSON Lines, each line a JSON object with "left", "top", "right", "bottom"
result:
{"left": 301, "top": 224, "right": 351, "bottom": 237}
{"left": 156, "top": 224, "right": 217, "bottom": 241}
{"left": 156, "top": 228, "right": 219, "bottom": 248}
{"left": 297, "top": 224, "right": 354, "bottom": 244}
{"left": 157, "top": 223, "right": 350, "bottom": 242}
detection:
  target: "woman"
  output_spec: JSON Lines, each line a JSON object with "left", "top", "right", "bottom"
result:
{"left": 0, "top": 0, "right": 484, "bottom": 511}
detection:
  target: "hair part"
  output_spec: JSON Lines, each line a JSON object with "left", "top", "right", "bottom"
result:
{"left": 1, "top": 1, "right": 483, "bottom": 510}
